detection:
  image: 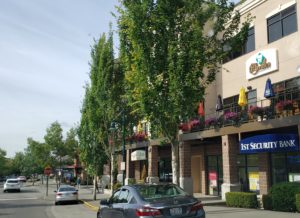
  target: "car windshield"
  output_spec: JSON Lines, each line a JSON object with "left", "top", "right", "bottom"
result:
{"left": 136, "top": 184, "right": 187, "bottom": 200}
{"left": 59, "top": 187, "right": 76, "bottom": 192}
{"left": 7, "top": 180, "right": 19, "bottom": 183}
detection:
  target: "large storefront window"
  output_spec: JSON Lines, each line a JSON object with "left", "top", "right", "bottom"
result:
{"left": 271, "top": 152, "right": 300, "bottom": 184}
{"left": 237, "top": 154, "right": 259, "bottom": 194}
{"left": 207, "top": 155, "right": 223, "bottom": 196}
{"left": 158, "top": 158, "right": 172, "bottom": 182}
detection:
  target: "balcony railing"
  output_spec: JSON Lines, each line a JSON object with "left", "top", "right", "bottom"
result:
{"left": 181, "top": 88, "right": 300, "bottom": 133}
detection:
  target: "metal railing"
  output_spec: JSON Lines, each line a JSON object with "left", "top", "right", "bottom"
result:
{"left": 187, "top": 88, "right": 300, "bottom": 132}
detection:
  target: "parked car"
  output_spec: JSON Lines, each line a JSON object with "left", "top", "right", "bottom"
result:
{"left": 3, "top": 179, "right": 21, "bottom": 192}
{"left": 17, "top": 176, "right": 27, "bottom": 183}
{"left": 54, "top": 185, "right": 78, "bottom": 205}
{"left": 97, "top": 183, "right": 205, "bottom": 218}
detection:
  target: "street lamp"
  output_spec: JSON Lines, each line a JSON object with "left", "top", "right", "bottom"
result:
{"left": 109, "top": 113, "right": 126, "bottom": 186}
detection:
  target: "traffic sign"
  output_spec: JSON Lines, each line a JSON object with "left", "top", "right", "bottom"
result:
{"left": 44, "top": 166, "right": 52, "bottom": 176}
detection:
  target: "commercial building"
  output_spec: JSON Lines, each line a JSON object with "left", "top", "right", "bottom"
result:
{"left": 124, "top": 0, "right": 300, "bottom": 199}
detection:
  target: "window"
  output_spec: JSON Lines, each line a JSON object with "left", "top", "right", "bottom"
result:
{"left": 237, "top": 154, "right": 259, "bottom": 193}
{"left": 118, "top": 189, "right": 130, "bottom": 203}
{"left": 271, "top": 152, "right": 300, "bottom": 184}
{"left": 267, "top": 5, "right": 297, "bottom": 43}
{"left": 245, "top": 27, "right": 255, "bottom": 53}
{"left": 224, "top": 27, "right": 255, "bottom": 63}
{"left": 110, "top": 190, "right": 121, "bottom": 203}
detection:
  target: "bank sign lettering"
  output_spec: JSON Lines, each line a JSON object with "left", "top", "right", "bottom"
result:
{"left": 240, "top": 134, "right": 299, "bottom": 154}
{"left": 246, "top": 49, "right": 278, "bottom": 80}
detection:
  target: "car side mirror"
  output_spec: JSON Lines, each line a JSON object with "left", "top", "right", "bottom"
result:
{"left": 100, "top": 199, "right": 109, "bottom": 206}
{"left": 54, "top": 190, "right": 57, "bottom": 193}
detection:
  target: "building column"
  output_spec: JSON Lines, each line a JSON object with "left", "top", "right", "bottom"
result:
{"left": 259, "top": 153, "right": 270, "bottom": 195}
{"left": 179, "top": 141, "right": 193, "bottom": 195}
{"left": 147, "top": 145, "right": 159, "bottom": 183}
{"left": 125, "top": 149, "right": 134, "bottom": 185}
{"left": 200, "top": 146, "right": 207, "bottom": 194}
{"left": 221, "top": 134, "right": 240, "bottom": 200}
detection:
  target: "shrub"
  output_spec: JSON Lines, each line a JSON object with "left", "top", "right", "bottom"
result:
{"left": 296, "top": 193, "right": 300, "bottom": 213}
{"left": 113, "top": 182, "right": 122, "bottom": 190}
{"left": 226, "top": 192, "right": 258, "bottom": 208}
{"left": 269, "top": 182, "right": 300, "bottom": 212}
{"left": 127, "top": 178, "right": 136, "bottom": 185}
{"left": 262, "top": 194, "right": 272, "bottom": 210}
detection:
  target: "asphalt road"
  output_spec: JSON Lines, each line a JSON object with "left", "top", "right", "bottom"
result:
{"left": 0, "top": 182, "right": 95, "bottom": 218}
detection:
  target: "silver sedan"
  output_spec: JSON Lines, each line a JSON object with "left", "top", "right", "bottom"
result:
{"left": 54, "top": 185, "right": 78, "bottom": 205}
{"left": 98, "top": 184, "right": 205, "bottom": 218}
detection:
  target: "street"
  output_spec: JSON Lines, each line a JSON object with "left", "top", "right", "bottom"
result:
{"left": 1, "top": 181, "right": 300, "bottom": 218}
{"left": 0, "top": 181, "right": 96, "bottom": 218}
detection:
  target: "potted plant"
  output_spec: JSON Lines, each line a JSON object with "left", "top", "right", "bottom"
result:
{"left": 223, "top": 111, "right": 238, "bottom": 125}
{"left": 205, "top": 117, "right": 217, "bottom": 129}
{"left": 275, "top": 101, "right": 284, "bottom": 114}
{"left": 248, "top": 106, "right": 264, "bottom": 121}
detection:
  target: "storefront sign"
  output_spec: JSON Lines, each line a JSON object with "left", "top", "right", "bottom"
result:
{"left": 240, "top": 134, "right": 299, "bottom": 154}
{"left": 131, "top": 150, "right": 146, "bottom": 161}
{"left": 246, "top": 49, "right": 278, "bottom": 80}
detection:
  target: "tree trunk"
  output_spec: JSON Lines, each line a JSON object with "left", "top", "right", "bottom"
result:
{"left": 93, "top": 175, "right": 97, "bottom": 200}
{"left": 171, "top": 142, "right": 179, "bottom": 185}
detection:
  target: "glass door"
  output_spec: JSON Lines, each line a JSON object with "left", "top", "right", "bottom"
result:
{"left": 207, "top": 155, "right": 223, "bottom": 196}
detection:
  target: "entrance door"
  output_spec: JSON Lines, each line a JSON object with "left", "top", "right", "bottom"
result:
{"left": 191, "top": 156, "right": 202, "bottom": 193}
{"left": 207, "top": 155, "right": 223, "bottom": 196}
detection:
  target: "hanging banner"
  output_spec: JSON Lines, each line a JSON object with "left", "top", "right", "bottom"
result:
{"left": 240, "top": 134, "right": 299, "bottom": 154}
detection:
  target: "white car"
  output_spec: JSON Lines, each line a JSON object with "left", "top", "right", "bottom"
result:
{"left": 54, "top": 185, "right": 78, "bottom": 205}
{"left": 4, "top": 179, "right": 21, "bottom": 192}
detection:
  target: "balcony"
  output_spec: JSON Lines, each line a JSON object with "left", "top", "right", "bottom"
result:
{"left": 180, "top": 88, "right": 300, "bottom": 140}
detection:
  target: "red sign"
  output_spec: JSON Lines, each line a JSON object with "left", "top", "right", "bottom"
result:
{"left": 44, "top": 167, "right": 52, "bottom": 176}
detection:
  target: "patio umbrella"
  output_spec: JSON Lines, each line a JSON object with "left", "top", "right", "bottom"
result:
{"left": 238, "top": 87, "right": 247, "bottom": 107}
{"left": 198, "top": 101, "right": 205, "bottom": 116}
{"left": 264, "top": 78, "right": 274, "bottom": 98}
{"left": 216, "top": 95, "right": 223, "bottom": 112}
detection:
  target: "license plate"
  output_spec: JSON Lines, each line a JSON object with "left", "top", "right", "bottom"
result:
{"left": 170, "top": 207, "right": 182, "bottom": 216}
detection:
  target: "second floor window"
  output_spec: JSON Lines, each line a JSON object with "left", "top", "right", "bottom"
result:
{"left": 224, "top": 26, "right": 255, "bottom": 63}
{"left": 267, "top": 4, "right": 297, "bottom": 43}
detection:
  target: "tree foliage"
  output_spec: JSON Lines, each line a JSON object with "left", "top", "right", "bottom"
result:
{"left": 118, "top": 0, "right": 249, "bottom": 183}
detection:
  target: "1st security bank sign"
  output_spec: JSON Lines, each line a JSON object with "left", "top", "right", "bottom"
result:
{"left": 240, "top": 134, "right": 299, "bottom": 154}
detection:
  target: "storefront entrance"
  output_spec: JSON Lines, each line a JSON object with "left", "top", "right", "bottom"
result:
{"left": 237, "top": 154, "right": 259, "bottom": 193}
{"left": 207, "top": 155, "right": 223, "bottom": 196}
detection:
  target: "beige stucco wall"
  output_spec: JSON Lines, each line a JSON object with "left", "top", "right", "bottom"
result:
{"left": 221, "top": 0, "right": 300, "bottom": 100}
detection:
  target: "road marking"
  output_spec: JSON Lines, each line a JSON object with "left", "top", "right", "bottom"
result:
{"left": 0, "top": 197, "right": 38, "bottom": 201}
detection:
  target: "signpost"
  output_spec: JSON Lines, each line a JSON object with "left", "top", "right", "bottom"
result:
{"left": 44, "top": 166, "right": 52, "bottom": 196}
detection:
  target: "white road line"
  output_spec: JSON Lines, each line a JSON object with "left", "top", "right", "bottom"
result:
{"left": 0, "top": 197, "right": 38, "bottom": 201}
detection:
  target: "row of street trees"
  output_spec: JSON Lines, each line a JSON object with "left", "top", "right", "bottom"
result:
{"left": 0, "top": 122, "right": 79, "bottom": 186}
{"left": 79, "top": 0, "right": 250, "bottom": 190}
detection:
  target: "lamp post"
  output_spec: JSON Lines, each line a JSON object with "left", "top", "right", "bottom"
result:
{"left": 109, "top": 121, "right": 116, "bottom": 193}
{"left": 110, "top": 110, "right": 126, "bottom": 187}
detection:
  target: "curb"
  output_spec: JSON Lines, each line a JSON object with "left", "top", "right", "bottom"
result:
{"left": 81, "top": 200, "right": 99, "bottom": 211}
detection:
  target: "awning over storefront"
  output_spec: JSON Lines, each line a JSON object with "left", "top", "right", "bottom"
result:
{"left": 131, "top": 150, "right": 146, "bottom": 161}
{"left": 240, "top": 134, "right": 299, "bottom": 154}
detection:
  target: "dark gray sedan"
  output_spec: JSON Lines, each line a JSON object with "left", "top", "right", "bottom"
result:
{"left": 97, "top": 184, "right": 205, "bottom": 218}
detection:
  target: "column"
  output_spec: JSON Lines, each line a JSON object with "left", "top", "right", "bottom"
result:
{"left": 179, "top": 141, "right": 193, "bottom": 195}
{"left": 259, "top": 153, "right": 270, "bottom": 195}
{"left": 221, "top": 134, "right": 240, "bottom": 200}
{"left": 147, "top": 145, "right": 159, "bottom": 183}
{"left": 125, "top": 149, "right": 134, "bottom": 185}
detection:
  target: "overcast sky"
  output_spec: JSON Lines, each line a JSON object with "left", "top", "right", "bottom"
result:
{"left": 0, "top": 0, "right": 119, "bottom": 157}
{"left": 0, "top": 0, "right": 240, "bottom": 158}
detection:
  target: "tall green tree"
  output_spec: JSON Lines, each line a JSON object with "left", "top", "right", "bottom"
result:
{"left": 0, "top": 148, "right": 8, "bottom": 176}
{"left": 118, "top": 0, "right": 249, "bottom": 184}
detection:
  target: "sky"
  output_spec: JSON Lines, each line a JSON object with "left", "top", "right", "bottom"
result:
{"left": 0, "top": 0, "right": 240, "bottom": 158}
{"left": 0, "top": 0, "right": 119, "bottom": 157}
